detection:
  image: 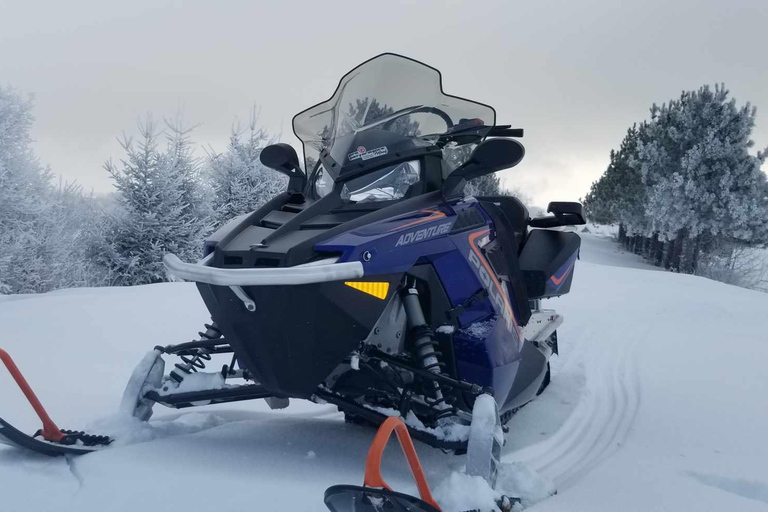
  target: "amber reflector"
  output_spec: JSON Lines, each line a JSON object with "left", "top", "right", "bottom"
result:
{"left": 344, "top": 281, "right": 390, "bottom": 300}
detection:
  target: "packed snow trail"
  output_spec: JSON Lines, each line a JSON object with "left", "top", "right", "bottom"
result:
{"left": 1, "top": 234, "right": 768, "bottom": 511}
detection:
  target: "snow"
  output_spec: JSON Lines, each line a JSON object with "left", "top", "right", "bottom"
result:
{"left": 368, "top": 407, "right": 471, "bottom": 442}
{"left": 164, "top": 371, "right": 226, "bottom": 394}
{"left": 459, "top": 319, "right": 496, "bottom": 339}
{"left": 2, "top": 233, "right": 768, "bottom": 511}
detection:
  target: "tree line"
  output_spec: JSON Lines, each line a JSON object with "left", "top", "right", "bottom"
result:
{"left": 583, "top": 84, "right": 768, "bottom": 281}
{"left": 0, "top": 85, "right": 286, "bottom": 293}
{"left": 1, "top": 86, "right": 512, "bottom": 294}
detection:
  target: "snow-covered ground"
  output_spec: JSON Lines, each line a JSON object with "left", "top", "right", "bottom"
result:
{"left": 2, "top": 233, "right": 768, "bottom": 511}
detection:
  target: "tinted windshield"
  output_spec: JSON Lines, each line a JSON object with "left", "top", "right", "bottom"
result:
{"left": 293, "top": 54, "right": 495, "bottom": 175}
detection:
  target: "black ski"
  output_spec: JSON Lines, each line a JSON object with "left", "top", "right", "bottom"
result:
{"left": 0, "top": 417, "right": 104, "bottom": 457}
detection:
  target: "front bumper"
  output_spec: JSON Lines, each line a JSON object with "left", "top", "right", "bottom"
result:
{"left": 163, "top": 253, "right": 364, "bottom": 286}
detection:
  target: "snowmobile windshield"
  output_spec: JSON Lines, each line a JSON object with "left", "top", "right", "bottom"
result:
{"left": 293, "top": 53, "right": 496, "bottom": 178}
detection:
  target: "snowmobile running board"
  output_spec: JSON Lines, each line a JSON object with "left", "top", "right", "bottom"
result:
{"left": 0, "top": 348, "right": 111, "bottom": 457}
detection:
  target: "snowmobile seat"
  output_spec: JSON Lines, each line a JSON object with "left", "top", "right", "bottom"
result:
{"left": 476, "top": 196, "right": 529, "bottom": 252}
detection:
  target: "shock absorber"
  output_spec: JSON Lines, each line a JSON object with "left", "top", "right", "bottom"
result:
{"left": 169, "top": 323, "right": 222, "bottom": 384}
{"left": 401, "top": 282, "right": 455, "bottom": 421}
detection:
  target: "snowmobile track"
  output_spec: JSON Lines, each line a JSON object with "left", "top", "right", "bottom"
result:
{"left": 506, "top": 330, "right": 641, "bottom": 490}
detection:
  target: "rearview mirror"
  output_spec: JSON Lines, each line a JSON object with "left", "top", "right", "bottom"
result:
{"left": 529, "top": 201, "right": 586, "bottom": 228}
{"left": 442, "top": 138, "right": 525, "bottom": 198}
{"left": 260, "top": 143, "right": 307, "bottom": 193}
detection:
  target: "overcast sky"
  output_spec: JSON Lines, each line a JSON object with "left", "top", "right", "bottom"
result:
{"left": 1, "top": 0, "right": 766, "bottom": 205}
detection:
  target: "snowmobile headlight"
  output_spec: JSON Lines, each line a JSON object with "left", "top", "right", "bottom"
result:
{"left": 344, "top": 281, "right": 390, "bottom": 300}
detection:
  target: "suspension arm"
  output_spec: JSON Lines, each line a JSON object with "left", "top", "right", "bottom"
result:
{"left": 364, "top": 347, "right": 488, "bottom": 396}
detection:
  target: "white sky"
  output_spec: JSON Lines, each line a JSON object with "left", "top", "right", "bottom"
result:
{"left": 1, "top": 0, "right": 766, "bottom": 205}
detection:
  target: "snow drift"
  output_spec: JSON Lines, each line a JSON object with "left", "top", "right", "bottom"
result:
{"left": 1, "top": 234, "right": 767, "bottom": 511}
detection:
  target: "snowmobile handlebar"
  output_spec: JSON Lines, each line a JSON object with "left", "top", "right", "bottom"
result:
{"left": 162, "top": 253, "right": 364, "bottom": 286}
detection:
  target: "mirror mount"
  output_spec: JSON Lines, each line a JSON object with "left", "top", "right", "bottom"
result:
{"left": 442, "top": 138, "right": 525, "bottom": 199}
{"left": 260, "top": 143, "right": 307, "bottom": 194}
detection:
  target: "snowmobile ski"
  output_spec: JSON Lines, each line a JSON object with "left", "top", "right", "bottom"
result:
{"left": 0, "top": 348, "right": 111, "bottom": 457}
{"left": 0, "top": 417, "right": 106, "bottom": 456}
{"left": 325, "top": 416, "right": 443, "bottom": 512}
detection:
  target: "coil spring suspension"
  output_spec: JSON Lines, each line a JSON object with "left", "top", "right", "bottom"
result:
{"left": 401, "top": 284, "right": 457, "bottom": 422}
{"left": 415, "top": 338, "right": 458, "bottom": 420}
{"left": 169, "top": 323, "right": 222, "bottom": 384}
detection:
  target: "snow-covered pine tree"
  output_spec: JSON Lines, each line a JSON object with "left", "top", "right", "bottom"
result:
{"left": 103, "top": 116, "right": 211, "bottom": 285}
{"left": 465, "top": 171, "right": 502, "bottom": 197}
{"left": 0, "top": 87, "right": 45, "bottom": 292}
{"left": 165, "top": 115, "right": 213, "bottom": 226}
{"left": 583, "top": 123, "right": 647, "bottom": 249}
{"left": 207, "top": 110, "right": 286, "bottom": 225}
{"left": 639, "top": 85, "right": 768, "bottom": 272}
{"left": 0, "top": 86, "right": 112, "bottom": 293}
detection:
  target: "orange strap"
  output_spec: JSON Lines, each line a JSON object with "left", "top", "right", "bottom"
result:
{"left": 363, "top": 416, "right": 442, "bottom": 511}
{"left": 0, "top": 349, "right": 64, "bottom": 442}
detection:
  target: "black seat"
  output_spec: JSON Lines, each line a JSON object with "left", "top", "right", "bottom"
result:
{"left": 476, "top": 196, "right": 529, "bottom": 252}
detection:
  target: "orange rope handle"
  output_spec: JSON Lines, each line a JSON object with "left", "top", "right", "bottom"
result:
{"left": 0, "top": 348, "right": 63, "bottom": 442}
{"left": 363, "top": 416, "right": 442, "bottom": 511}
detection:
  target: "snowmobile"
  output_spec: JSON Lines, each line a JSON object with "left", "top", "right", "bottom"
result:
{"left": 1, "top": 54, "right": 584, "bottom": 489}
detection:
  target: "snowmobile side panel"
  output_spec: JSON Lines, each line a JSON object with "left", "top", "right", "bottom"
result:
{"left": 476, "top": 199, "right": 532, "bottom": 325}
{"left": 0, "top": 418, "right": 98, "bottom": 457}
{"left": 503, "top": 339, "right": 549, "bottom": 411}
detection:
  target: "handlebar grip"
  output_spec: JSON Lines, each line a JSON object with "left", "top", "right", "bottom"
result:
{"left": 488, "top": 126, "right": 524, "bottom": 138}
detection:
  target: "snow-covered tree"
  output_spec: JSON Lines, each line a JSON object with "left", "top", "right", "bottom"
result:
{"left": 207, "top": 111, "right": 286, "bottom": 225}
{"left": 638, "top": 85, "right": 768, "bottom": 271}
{"left": 165, "top": 115, "right": 213, "bottom": 225}
{"left": 465, "top": 171, "right": 502, "bottom": 197}
{"left": 587, "top": 83, "right": 768, "bottom": 276}
{"left": 0, "top": 87, "right": 55, "bottom": 293}
{"left": 584, "top": 124, "right": 647, "bottom": 234}
{"left": 0, "top": 86, "right": 112, "bottom": 293}
{"left": 103, "top": 116, "right": 212, "bottom": 285}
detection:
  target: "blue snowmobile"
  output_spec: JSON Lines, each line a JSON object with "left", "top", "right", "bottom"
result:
{"left": 1, "top": 55, "right": 583, "bottom": 487}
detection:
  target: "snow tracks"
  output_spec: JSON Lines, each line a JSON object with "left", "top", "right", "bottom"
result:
{"left": 505, "top": 322, "right": 642, "bottom": 491}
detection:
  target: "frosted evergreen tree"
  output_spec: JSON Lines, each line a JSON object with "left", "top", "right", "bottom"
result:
{"left": 0, "top": 86, "right": 111, "bottom": 293}
{"left": 207, "top": 110, "right": 286, "bottom": 225}
{"left": 465, "top": 171, "right": 502, "bottom": 197}
{"left": 104, "top": 117, "right": 211, "bottom": 285}
{"left": 0, "top": 87, "right": 55, "bottom": 293}
{"left": 638, "top": 85, "right": 768, "bottom": 271}
{"left": 165, "top": 115, "right": 213, "bottom": 225}
{"left": 584, "top": 124, "right": 648, "bottom": 235}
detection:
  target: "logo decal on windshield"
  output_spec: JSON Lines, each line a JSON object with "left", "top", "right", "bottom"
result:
{"left": 348, "top": 145, "right": 388, "bottom": 162}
